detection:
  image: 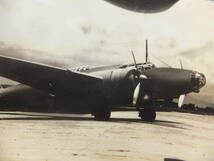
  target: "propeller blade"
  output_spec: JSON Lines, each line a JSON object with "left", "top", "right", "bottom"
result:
{"left": 139, "top": 74, "right": 147, "bottom": 79}
{"left": 178, "top": 94, "right": 185, "bottom": 108}
{"left": 133, "top": 83, "right": 141, "bottom": 105}
{"left": 131, "top": 50, "right": 137, "bottom": 69}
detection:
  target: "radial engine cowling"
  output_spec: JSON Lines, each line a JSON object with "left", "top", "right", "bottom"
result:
{"left": 95, "top": 68, "right": 139, "bottom": 105}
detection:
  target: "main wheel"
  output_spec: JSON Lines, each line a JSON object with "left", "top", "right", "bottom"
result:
{"left": 92, "top": 107, "right": 111, "bottom": 121}
{"left": 139, "top": 108, "right": 156, "bottom": 122}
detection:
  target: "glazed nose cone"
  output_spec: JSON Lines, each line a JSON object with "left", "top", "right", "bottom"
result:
{"left": 191, "top": 72, "right": 206, "bottom": 91}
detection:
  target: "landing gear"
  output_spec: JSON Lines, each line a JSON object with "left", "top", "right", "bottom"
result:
{"left": 139, "top": 108, "right": 156, "bottom": 122}
{"left": 92, "top": 107, "right": 111, "bottom": 121}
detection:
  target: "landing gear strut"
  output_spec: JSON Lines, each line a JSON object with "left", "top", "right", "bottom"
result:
{"left": 92, "top": 107, "right": 111, "bottom": 121}
{"left": 139, "top": 108, "right": 156, "bottom": 122}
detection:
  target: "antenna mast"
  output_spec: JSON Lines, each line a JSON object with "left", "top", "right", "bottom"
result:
{"left": 146, "top": 40, "right": 148, "bottom": 63}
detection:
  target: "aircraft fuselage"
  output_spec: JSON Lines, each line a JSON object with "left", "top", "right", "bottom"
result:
{"left": 0, "top": 64, "right": 206, "bottom": 114}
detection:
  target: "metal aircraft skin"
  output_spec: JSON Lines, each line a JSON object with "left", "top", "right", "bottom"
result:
{"left": 104, "top": 0, "right": 179, "bottom": 13}
{"left": 0, "top": 46, "right": 206, "bottom": 122}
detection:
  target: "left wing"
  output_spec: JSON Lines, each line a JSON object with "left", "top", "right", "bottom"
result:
{"left": 0, "top": 55, "right": 102, "bottom": 96}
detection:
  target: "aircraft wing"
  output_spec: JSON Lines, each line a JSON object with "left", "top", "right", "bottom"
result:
{"left": 0, "top": 55, "right": 102, "bottom": 96}
{"left": 104, "top": 0, "right": 179, "bottom": 13}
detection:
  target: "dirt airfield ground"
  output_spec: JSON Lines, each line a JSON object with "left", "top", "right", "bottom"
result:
{"left": 0, "top": 111, "right": 213, "bottom": 161}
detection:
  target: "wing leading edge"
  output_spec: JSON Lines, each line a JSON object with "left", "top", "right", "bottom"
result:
{"left": 0, "top": 55, "right": 102, "bottom": 96}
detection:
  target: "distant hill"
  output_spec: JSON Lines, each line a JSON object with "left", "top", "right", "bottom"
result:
{"left": 184, "top": 84, "right": 214, "bottom": 108}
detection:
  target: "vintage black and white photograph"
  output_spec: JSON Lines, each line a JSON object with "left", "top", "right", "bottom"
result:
{"left": 0, "top": 0, "right": 213, "bottom": 161}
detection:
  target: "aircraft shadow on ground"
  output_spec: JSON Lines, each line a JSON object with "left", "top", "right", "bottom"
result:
{"left": 0, "top": 112, "right": 185, "bottom": 129}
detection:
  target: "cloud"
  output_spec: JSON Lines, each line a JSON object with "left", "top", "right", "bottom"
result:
{"left": 178, "top": 42, "right": 214, "bottom": 59}
{"left": 70, "top": 47, "right": 120, "bottom": 66}
{"left": 81, "top": 25, "right": 92, "bottom": 35}
{"left": 0, "top": 41, "right": 72, "bottom": 68}
{"left": 0, "top": 40, "right": 120, "bottom": 67}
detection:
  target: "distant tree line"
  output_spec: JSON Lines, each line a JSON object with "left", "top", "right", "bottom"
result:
{"left": 156, "top": 101, "right": 214, "bottom": 115}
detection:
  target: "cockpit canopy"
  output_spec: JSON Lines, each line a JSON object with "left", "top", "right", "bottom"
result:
{"left": 69, "top": 66, "right": 91, "bottom": 72}
{"left": 120, "top": 62, "right": 156, "bottom": 71}
{"left": 138, "top": 62, "right": 156, "bottom": 71}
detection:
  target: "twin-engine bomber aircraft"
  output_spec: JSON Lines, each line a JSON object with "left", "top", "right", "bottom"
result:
{"left": 0, "top": 44, "right": 206, "bottom": 122}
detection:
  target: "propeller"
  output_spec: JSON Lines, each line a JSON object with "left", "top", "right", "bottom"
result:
{"left": 131, "top": 50, "right": 138, "bottom": 106}
{"left": 131, "top": 50, "right": 138, "bottom": 69}
{"left": 132, "top": 76, "right": 149, "bottom": 106}
{"left": 178, "top": 94, "right": 185, "bottom": 108}
{"left": 131, "top": 41, "right": 149, "bottom": 106}
{"left": 133, "top": 83, "right": 141, "bottom": 105}
{"left": 178, "top": 59, "right": 185, "bottom": 108}
{"left": 131, "top": 50, "right": 145, "bottom": 106}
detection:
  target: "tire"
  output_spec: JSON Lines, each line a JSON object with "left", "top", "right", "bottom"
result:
{"left": 93, "top": 107, "right": 111, "bottom": 121}
{"left": 139, "top": 108, "right": 156, "bottom": 122}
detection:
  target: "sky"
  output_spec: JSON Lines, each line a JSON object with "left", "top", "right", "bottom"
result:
{"left": 0, "top": 0, "right": 214, "bottom": 106}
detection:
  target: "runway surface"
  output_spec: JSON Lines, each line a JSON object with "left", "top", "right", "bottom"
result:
{"left": 0, "top": 111, "right": 213, "bottom": 161}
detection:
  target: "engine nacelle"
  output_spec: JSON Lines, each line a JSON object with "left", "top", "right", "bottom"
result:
{"left": 93, "top": 68, "right": 138, "bottom": 105}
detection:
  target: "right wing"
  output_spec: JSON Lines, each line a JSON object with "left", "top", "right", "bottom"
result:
{"left": 0, "top": 55, "right": 102, "bottom": 96}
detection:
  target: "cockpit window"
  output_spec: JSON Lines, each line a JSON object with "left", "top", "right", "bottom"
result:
{"left": 140, "top": 63, "right": 156, "bottom": 71}
{"left": 69, "top": 66, "right": 90, "bottom": 72}
{"left": 120, "top": 62, "right": 155, "bottom": 70}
